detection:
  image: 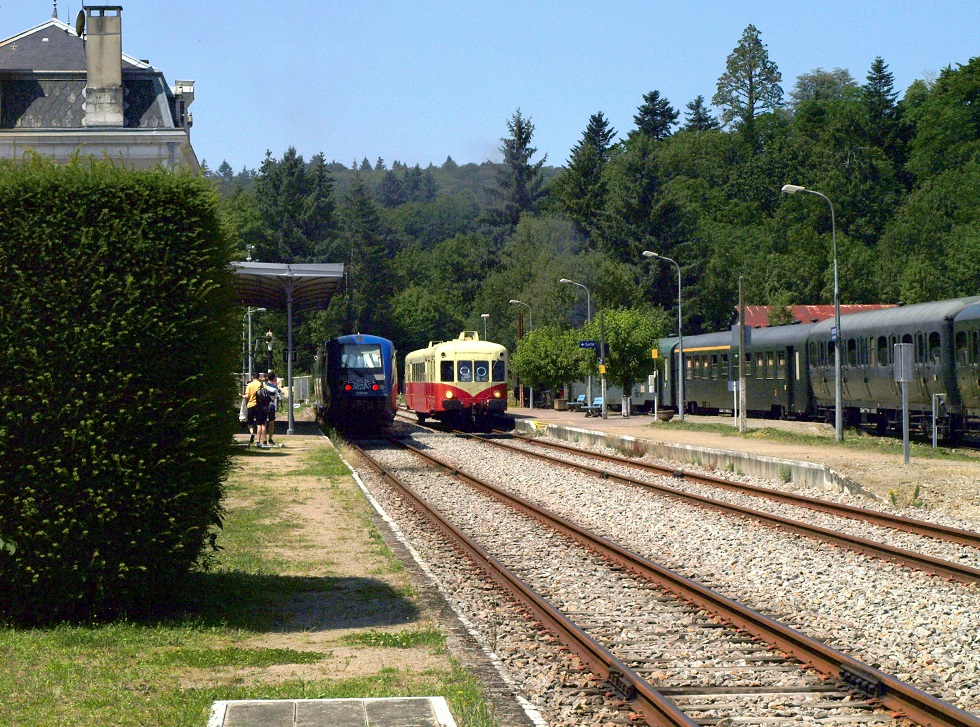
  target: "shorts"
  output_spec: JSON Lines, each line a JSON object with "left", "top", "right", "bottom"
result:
{"left": 267, "top": 405, "right": 276, "bottom": 421}
{"left": 247, "top": 405, "right": 268, "bottom": 426}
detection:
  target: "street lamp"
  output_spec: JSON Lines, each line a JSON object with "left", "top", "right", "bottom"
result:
{"left": 560, "top": 278, "right": 594, "bottom": 406}
{"left": 265, "top": 330, "right": 274, "bottom": 374}
{"left": 243, "top": 307, "right": 266, "bottom": 381}
{"left": 480, "top": 313, "right": 490, "bottom": 340}
{"left": 509, "top": 300, "right": 534, "bottom": 409}
{"left": 642, "top": 251, "right": 684, "bottom": 421}
{"left": 782, "top": 184, "right": 842, "bottom": 441}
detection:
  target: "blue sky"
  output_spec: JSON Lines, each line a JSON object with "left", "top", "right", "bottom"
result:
{"left": 4, "top": 1, "right": 979, "bottom": 171}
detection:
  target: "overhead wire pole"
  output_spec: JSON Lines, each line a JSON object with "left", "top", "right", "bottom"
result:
{"left": 642, "top": 251, "right": 684, "bottom": 421}
{"left": 782, "top": 185, "right": 842, "bottom": 441}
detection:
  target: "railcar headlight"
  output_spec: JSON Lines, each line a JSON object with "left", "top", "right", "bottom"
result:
{"left": 493, "top": 390, "right": 501, "bottom": 398}
{"left": 445, "top": 390, "right": 454, "bottom": 398}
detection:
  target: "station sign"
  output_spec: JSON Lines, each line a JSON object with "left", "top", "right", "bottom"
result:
{"left": 579, "top": 340, "right": 598, "bottom": 349}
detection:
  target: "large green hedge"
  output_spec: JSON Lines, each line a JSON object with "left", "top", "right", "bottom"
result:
{"left": 0, "top": 156, "right": 239, "bottom": 624}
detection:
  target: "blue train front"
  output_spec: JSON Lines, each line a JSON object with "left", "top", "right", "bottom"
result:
{"left": 314, "top": 334, "right": 397, "bottom": 431}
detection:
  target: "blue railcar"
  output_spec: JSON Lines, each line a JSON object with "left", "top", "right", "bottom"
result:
{"left": 314, "top": 334, "right": 397, "bottom": 431}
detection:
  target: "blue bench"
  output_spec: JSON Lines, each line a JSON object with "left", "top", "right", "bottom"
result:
{"left": 581, "top": 397, "right": 603, "bottom": 417}
{"left": 567, "top": 394, "right": 587, "bottom": 411}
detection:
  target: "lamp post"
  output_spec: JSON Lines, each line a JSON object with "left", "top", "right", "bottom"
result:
{"left": 243, "top": 307, "right": 266, "bottom": 381}
{"left": 265, "top": 330, "right": 274, "bottom": 375}
{"left": 480, "top": 313, "right": 490, "bottom": 340}
{"left": 560, "top": 278, "right": 593, "bottom": 406}
{"left": 509, "top": 300, "right": 533, "bottom": 408}
{"left": 642, "top": 251, "right": 684, "bottom": 421}
{"left": 781, "top": 184, "right": 842, "bottom": 441}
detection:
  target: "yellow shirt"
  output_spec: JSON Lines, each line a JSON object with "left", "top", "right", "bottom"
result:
{"left": 245, "top": 379, "right": 264, "bottom": 408}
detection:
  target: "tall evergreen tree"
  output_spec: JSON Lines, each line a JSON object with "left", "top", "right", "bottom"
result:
{"left": 864, "top": 57, "right": 898, "bottom": 124}
{"left": 682, "top": 95, "right": 720, "bottom": 132}
{"left": 712, "top": 24, "right": 783, "bottom": 132}
{"left": 553, "top": 112, "right": 617, "bottom": 238}
{"left": 339, "top": 175, "right": 392, "bottom": 335}
{"left": 376, "top": 169, "right": 405, "bottom": 208}
{"left": 629, "top": 90, "right": 679, "bottom": 140}
{"left": 487, "top": 109, "right": 548, "bottom": 228}
{"left": 375, "top": 157, "right": 386, "bottom": 171}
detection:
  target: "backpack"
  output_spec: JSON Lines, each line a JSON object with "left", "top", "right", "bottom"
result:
{"left": 255, "top": 384, "right": 272, "bottom": 409}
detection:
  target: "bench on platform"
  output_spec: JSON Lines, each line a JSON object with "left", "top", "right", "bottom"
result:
{"left": 567, "top": 394, "right": 587, "bottom": 411}
{"left": 581, "top": 397, "right": 603, "bottom": 417}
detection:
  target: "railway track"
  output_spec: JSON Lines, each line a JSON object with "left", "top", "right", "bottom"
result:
{"left": 350, "top": 432, "right": 980, "bottom": 727}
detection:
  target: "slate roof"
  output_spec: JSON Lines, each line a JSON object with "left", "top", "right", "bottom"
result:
{"left": 0, "top": 18, "right": 174, "bottom": 129}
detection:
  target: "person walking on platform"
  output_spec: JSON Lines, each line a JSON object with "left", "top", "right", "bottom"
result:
{"left": 264, "top": 372, "right": 283, "bottom": 447}
{"left": 244, "top": 372, "right": 269, "bottom": 447}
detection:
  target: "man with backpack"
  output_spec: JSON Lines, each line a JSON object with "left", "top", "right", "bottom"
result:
{"left": 244, "top": 372, "right": 270, "bottom": 447}
{"left": 263, "top": 372, "right": 282, "bottom": 447}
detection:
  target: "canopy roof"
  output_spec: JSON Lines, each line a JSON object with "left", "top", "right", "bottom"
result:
{"left": 231, "top": 262, "right": 344, "bottom": 312}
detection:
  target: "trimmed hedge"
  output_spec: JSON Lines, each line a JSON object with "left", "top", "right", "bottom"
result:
{"left": 0, "top": 156, "right": 239, "bottom": 624}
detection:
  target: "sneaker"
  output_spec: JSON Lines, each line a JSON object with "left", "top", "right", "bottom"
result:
{"left": 268, "top": 439, "right": 275, "bottom": 445}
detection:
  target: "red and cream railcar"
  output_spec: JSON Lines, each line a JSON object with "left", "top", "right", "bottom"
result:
{"left": 404, "top": 331, "right": 508, "bottom": 428}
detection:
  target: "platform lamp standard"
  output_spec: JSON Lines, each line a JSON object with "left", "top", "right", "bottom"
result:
{"left": 641, "top": 252, "right": 684, "bottom": 421}
{"left": 243, "top": 307, "right": 266, "bottom": 383}
{"left": 781, "top": 184, "right": 843, "bottom": 442}
{"left": 265, "top": 331, "right": 274, "bottom": 375}
{"left": 509, "top": 300, "right": 534, "bottom": 408}
{"left": 559, "top": 278, "right": 592, "bottom": 407}
{"left": 480, "top": 313, "right": 490, "bottom": 341}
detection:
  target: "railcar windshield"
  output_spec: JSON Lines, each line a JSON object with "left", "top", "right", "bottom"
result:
{"left": 492, "top": 360, "right": 506, "bottom": 382}
{"left": 341, "top": 344, "right": 384, "bottom": 371}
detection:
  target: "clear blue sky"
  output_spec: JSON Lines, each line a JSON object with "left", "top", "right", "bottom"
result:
{"left": 4, "top": 1, "right": 979, "bottom": 172}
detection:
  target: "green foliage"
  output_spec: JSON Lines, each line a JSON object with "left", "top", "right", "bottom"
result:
{"left": 486, "top": 109, "right": 548, "bottom": 229}
{"left": 0, "top": 155, "right": 239, "bottom": 625}
{"left": 509, "top": 326, "right": 585, "bottom": 391}
{"left": 582, "top": 308, "right": 669, "bottom": 391}
{"left": 712, "top": 24, "right": 784, "bottom": 132}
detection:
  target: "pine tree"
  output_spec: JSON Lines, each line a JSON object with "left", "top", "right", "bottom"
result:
{"left": 359, "top": 157, "right": 372, "bottom": 171}
{"left": 340, "top": 176, "right": 392, "bottom": 335}
{"left": 487, "top": 109, "right": 547, "bottom": 228}
{"left": 376, "top": 170, "right": 405, "bottom": 208}
{"left": 375, "top": 157, "right": 386, "bottom": 171}
{"left": 442, "top": 155, "right": 458, "bottom": 170}
{"left": 552, "top": 112, "right": 617, "bottom": 237}
{"left": 712, "top": 24, "right": 783, "bottom": 132}
{"left": 682, "top": 96, "right": 720, "bottom": 132}
{"left": 629, "top": 90, "right": 679, "bottom": 140}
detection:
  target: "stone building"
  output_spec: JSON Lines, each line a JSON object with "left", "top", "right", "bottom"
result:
{"left": 0, "top": 5, "right": 197, "bottom": 170}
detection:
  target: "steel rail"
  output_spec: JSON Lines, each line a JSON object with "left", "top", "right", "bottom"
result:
{"left": 351, "top": 443, "right": 699, "bottom": 727}
{"left": 468, "top": 434, "right": 980, "bottom": 585}
{"left": 506, "top": 432, "right": 980, "bottom": 549}
{"left": 382, "top": 437, "right": 980, "bottom": 727}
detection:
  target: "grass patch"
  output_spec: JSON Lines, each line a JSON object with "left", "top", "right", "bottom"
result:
{"left": 343, "top": 628, "right": 445, "bottom": 650}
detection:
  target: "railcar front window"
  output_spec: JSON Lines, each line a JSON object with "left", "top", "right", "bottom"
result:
{"left": 457, "top": 360, "right": 473, "bottom": 382}
{"left": 474, "top": 360, "right": 490, "bottom": 382}
{"left": 341, "top": 344, "right": 383, "bottom": 371}
{"left": 492, "top": 360, "right": 506, "bottom": 381}
{"left": 441, "top": 361, "right": 454, "bottom": 381}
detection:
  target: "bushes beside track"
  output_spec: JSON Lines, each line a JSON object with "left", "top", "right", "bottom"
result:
{"left": 0, "top": 156, "right": 239, "bottom": 625}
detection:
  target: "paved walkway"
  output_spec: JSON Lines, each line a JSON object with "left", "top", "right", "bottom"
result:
{"left": 210, "top": 697, "right": 456, "bottom": 727}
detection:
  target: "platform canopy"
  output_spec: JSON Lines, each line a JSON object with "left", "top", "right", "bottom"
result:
{"left": 231, "top": 262, "right": 344, "bottom": 312}
{"left": 230, "top": 262, "right": 345, "bottom": 435}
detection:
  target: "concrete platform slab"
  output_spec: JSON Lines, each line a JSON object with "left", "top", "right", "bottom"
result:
{"left": 208, "top": 697, "right": 457, "bottom": 727}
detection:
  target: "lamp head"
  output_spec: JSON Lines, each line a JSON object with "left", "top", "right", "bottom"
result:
{"left": 509, "top": 299, "right": 521, "bottom": 304}
{"left": 481, "top": 313, "right": 489, "bottom": 319}
{"left": 781, "top": 184, "right": 806, "bottom": 194}
{"left": 559, "top": 278, "right": 572, "bottom": 284}
{"left": 641, "top": 251, "right": 659, "bottom": 259}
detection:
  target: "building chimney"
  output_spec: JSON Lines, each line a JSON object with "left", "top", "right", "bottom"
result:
{"left": 83, "top": 6, "right": 124, "bottom": 127}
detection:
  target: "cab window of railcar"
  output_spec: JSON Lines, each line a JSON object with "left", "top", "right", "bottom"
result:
{"left": 929, "top": 332, "right": 941, "bottom": 364}
{"left": 492, "top": 359, "right": 506, "bottom": 381}
{"left": 474, "top": 361, "right": 490, "bottom": 382}
{"left": 341, "top": 344, "right": 383, "bottom": 370}
{"left": 877, "top": 336, "right": 889, "bottom": 366}
{"left": 776, "top": 352, "right": 786, "bottom": 380}
{"left": 457, "top": 361, "right": 473, "bottom": 382}
{"left": 440, "top": 361, "right": 454, "bottom": 381}
{"left": 956, "top": 331, "right": 968, "bottom": 365}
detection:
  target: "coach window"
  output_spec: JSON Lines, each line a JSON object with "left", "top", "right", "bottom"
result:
{"left": 457, "top": 361, "right": 473, "bottom": 382}
{"left": 877, "top": 336, "right": 889, "bottom": 366}
{"left": 722, "top": 353, "right": 730, "bottom": 379}
{"left": 744, "top": 352, "right": 753, "bottom": 377}
{"left": 492, "top": 359, "right": 506, "bottom": 381}
{"left": 766, "top": 352, "right": 775, "bottom": 379}
{"left": 686, "top": 356, "right": 693, "bottom": 380}
{"left": 776, "top": 351, "right": 786, "bottom": 380}
{"left": 915, "top": 333, "right": 926, "bottom": 363}
{"left": 956, "top": 331, "right": 968, "bottom": 365}
{"left": 474, "top": 361, "right": 490, "bottom": 382}
{"left": 973, "top": 331, "right": 980, "bottom": 364}
{"left": 440, "top": 361, "right": 454, "bottom": 381}
{"left": 929, "top": 332, "right": 941, "bottom": 364}
{"left": 859, "top": 337, "right": 869, "bottom": 367}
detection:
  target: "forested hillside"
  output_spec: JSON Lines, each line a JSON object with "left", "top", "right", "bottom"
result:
{"left": 208, "top": 25, "right": 980, "bottom": 373}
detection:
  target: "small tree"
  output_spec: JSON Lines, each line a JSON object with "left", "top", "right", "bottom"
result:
{"left": 581, "top": 308, "right": 669, "bottom": 407}
{"left": 509, "top": 326, "right": 584, "bottom": 395}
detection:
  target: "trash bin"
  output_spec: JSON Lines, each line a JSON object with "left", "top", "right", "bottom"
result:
{"left": 554, "top": 398, "right": 568, "bottom": 411}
